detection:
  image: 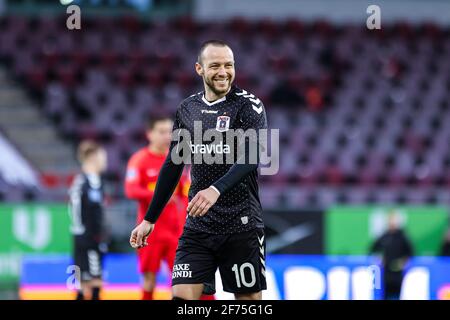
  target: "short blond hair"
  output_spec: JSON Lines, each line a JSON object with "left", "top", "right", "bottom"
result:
{"left": 77, "top": 140, "right": 102, "bottom": 163}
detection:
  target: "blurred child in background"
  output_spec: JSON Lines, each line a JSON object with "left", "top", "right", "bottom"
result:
{"left": 69, "top": 140, "right": 108, "bottom": 300}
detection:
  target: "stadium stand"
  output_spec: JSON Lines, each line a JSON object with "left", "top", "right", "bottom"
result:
{"left": 0, "top": 16, "right": 450, "bottom": 207}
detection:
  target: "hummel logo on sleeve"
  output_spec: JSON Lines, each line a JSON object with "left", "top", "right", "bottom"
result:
{"left": 249, "top": 97, "right": 261, "bottom": 105}
{"left": 252, "top": 104, "right": 263, "bottom": 114}
{"left": 236, "top": 89, "right": 263, "bottom": 114}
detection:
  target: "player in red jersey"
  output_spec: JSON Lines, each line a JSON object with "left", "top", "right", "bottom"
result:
{"left": 125, "top": 115, "right": 214, "bottom": 300}
{"left": 125, "top": 115, "right": 187, "bottom": 300}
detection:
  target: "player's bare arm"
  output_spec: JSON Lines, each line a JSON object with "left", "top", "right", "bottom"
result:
{"left": 187, "top": 186, "right": 220, "bottom": 217}
{"left": 130, "top": 220, "right": 154, "bottom": 249}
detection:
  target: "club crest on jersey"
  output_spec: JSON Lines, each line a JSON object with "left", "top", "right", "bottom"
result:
{"left": 125, "top": 168, "right": 137, "bottom": 181}
{"left": 216, "top": 116, "right": 230, "bottom": 132}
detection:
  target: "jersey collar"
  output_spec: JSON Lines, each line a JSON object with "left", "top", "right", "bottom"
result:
{"left": 200, "top": 85, "right": 239, "bottom": 106}
{"left": 201, "top": 94, "right": 226, "bottom": 106}
{"left": 85, "top": 174, "right": 101, "bottom": 188}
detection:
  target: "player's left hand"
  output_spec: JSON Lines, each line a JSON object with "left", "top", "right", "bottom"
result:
{"left": 187, "top": 187, "right": 220, "bottom": 217}
{"left": 130, "top": 220, "right": 154, "bottom": 249}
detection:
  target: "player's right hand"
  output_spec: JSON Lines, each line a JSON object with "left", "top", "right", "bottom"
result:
{"left": 130, "top": 220, "right": 154, "bottom": 249}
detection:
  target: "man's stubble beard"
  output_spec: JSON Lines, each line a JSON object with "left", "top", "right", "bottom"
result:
{"left": 204, "top": 75, "right": 233, "bottom": 97}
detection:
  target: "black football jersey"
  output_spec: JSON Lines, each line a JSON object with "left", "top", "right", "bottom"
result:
{"left": 68, "top": 173, "right": 104, "bottom": 245}
{"left": 173, "top": 85, "right": 268, "bottom": 234}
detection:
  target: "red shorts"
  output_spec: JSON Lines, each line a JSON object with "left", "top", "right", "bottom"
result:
{"left": 137, "top": 240, "right": 178, "bottom": 274}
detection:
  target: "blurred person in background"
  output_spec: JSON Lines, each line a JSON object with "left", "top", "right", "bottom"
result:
{"left": 125, "top": 115, "right": 213, "bottom": 300}
{"left": 440, "top": 228, "right": 450, "bottom": 256}
{"left": 69, "top": 140, "right": 108, "bottom": 300}
{"left": 370, "top": 212, "right": 414, "bottom": 300}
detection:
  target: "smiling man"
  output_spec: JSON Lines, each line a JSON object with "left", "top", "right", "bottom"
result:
{"left": 130, "top": 40, "right": 268, "bottom": 300}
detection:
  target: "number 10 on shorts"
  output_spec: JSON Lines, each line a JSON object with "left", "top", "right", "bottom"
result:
{"left": 232, "top": 263, "right": 256, "bottom": 288}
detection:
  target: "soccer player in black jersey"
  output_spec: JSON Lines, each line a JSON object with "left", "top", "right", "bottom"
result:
{"left": 69, "top": 141, "right": 108, "bottom": 300}
{"left": 130, "top": 40, "right": 268, "bottom": 300}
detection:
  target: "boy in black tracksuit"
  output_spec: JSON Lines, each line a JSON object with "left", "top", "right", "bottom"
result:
{"left": 69, "top": 140, "right": 107, "bottom": 300}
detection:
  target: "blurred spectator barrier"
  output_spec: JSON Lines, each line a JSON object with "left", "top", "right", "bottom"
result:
{"left": 194, "top": 0, "right": 450, "bottom": 25}
{"left": 0, "top": 133, "right": 39, "bottom": 187}
{"left": 326, "top": 206, "right": 448, "bottom": 256}
{"left": 19, "top": 254, "right": 450, "bottom": 300}
{"left": 0, "top": 204, "right": 71, "bottom": 286}
{"left": 264, "top": 209, "right": 324, "bottom": 254}
{"left": 19, "top": 254, "right": 171, "bottom": 300}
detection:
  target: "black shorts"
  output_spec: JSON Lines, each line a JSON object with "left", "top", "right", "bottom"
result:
{"left": 171, "top": 227, "right": 267, "bottom": 295}
{"left": 73, "top": 241, "right": 105, "bottom": 282}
